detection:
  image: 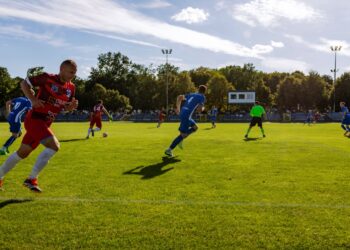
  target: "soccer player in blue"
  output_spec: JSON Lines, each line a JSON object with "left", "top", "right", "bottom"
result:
{"left": 340, "top": 102, "right": 350, "bottom": 136}
{"left": 0, "top": 90, "right": 34, "bottom": 155}
{"left": 210, "top": 105, "right": 218, "bottom": 128}
{"left": 165, "top": 85, "right": 207, "bottom": 157}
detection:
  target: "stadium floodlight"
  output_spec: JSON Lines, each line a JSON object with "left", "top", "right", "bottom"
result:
{"left": 330, "top": 46, "right": 342, "bottom": 112}
{"left": 161, "top": 49, "right": 172, "bottom": 116}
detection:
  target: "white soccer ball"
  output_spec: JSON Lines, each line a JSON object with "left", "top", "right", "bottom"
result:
{"left": 103, "top": 132, "right": 108, "bottom": 138}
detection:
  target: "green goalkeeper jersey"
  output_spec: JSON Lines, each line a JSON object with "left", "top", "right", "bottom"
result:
{"left": 250, "top": 105, "right": 265, "bottom": 118}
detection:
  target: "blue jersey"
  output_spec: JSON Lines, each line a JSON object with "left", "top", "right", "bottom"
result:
{"left": 181, "top": 93, "right": 205, "bottom": 118}
{"left": 211, "top": 108, "right": 218, "bottom": 116}
{"left": 7, "top": 97, "right": 32, "bottom": 123}
{"left": 341, "top": 106, "right": 349, "bottom": 114}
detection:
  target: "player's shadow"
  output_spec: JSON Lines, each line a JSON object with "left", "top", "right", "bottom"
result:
{"left": 0, "top": 199, "right": 33, "bottom": 209}
{"left": 243, "top": 137, "right": 262, "bottom": 142}
{"left": 60, "top": 138, "right": 87, "bottom": 143}
{"left": 203, "top": 127, "right": 214, "bottom": 130}
{"left": 123, "top": 157, "right": 181, "bottom": 180}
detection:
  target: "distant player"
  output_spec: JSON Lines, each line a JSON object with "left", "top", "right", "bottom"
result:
{"left": 86, "top": 100, "right": 112, "bottom": 139}
{"left": 209, "top": 105, "right": 218, "bottom": 128}
{"left": 0, "top": 60, "right": 78, "bottom": 192}
{"left": 165, "top": 85, "right": 207, "bottom": 157}
{"left": 304, "top": 110, "right": 313, "bottom": 126}
{"left": 157, "top": 108, "right": 166, "bottom": 128}
{"left": 340, "top": 102, "right": 350, "bottom": 136}
{"left": 245, "top": 101, "right": 266, "bottom": 138}
{"left": 0, "top": 90, "right": 35, "bottom": 155}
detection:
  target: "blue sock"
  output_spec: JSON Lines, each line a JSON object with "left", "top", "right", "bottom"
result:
{"left": 170, "top": 135, "right": 184, "bottom": 150}
{"left": 342, "top": 125, "right": 347, "bottom": 131}
{"left": 3, "top": 136, "right": 16, "bottom": 148}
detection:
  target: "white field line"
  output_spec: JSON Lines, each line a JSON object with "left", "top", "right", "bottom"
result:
{"left": 0, "top": 196, "right": 349, "bottom": 209}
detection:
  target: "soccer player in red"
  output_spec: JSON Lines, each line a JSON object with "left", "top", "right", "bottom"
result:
{"left": 157, "top": 108, "right": 166, "bottom": 128}
{"left": 0, "top": 60, "right": 78, "bottom": 192}
{"left": 86, "top": 100, "right": 112, "bottom": 139}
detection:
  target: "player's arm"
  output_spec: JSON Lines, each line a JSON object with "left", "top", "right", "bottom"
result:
{"left": 20, "top": 80, "right": 44, "bottom": 108}
{"left": 196, "top": 104, "right": 205, "bottom": 113}
{"left": 102, "top": 107, "right": 113, "bottom": 121}
{"left": 176, "top": 95, "right": 185, "bottom": 115}
{"left": 5, "top": 100, "right": 12, "bottom": 117}
{"left": 64, "top": 97, "right": 78, "bottom": 112}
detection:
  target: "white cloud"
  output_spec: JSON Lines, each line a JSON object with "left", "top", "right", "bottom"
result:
{"left": 232, "top": 0, "right": 322, "bottom": 27}
{"left": 171, "top": 7, "right": 209, "bottom": 24}
{"left": 261, "top": 57, "right": 310, "bottom": 72}
{"left": 0, "top": 0, "right": 277, "bottom": 58}
{"left": 133, "top": 0, "right": 171, "bottom": 9}
{"left": 0, "top": 25, "right": 68, "bottom": 47}
{"left": 271, "top": 41, "right": 284, "bottom": 48}
{"left": 285, "top": 34, "right": 350, "bottom": 57}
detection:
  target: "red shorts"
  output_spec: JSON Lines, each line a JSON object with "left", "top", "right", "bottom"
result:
{"left": 90, "top": 117, "right": 102, "bottom": 129}
{"left": 22, "top": 116, "right": 54, "bottom": 149}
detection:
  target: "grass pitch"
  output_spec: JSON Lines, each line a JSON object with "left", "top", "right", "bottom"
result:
{"left": 0, "top": 122, "right": 350, "bottom": 249}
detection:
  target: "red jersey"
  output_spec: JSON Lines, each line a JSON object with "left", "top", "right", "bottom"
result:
{"left": 26, "top": 73, "right": 75, "bottom": 120}
{"left": 92, "top": 103, "right": 105, "bottom": 118}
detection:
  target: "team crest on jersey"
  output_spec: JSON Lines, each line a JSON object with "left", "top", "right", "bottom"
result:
{"left": 51, "top": 84, "right": 59, "bottom": 93}
{"left": 66, "top": 89, "right": 72, "bottom": 98}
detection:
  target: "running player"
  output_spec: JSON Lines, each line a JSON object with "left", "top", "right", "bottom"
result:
{"left": 165, "top": 85, "right": 207, "bottom": 157}
{"left": 340, "top": 102, "right": 350, "bottom": 136}
{"left": 0, "top": 60, "right": 78, "bottom": 192}
{"left": 304, "top": 110, "right": 313, "bottom": 126}
{"left": 209, "top": 105, "right": 218, "bottom": 128}
{"left": 86, "top": 100, "right": 112, "bottom": 139}
{"left": 0, "top": 89, "right": 34, "bottom": 155}
{"left": 245, "top": 101, "right": 266, "bottom": 138}
{"left": 157, "top": 108, "right": 166, "bottom": 128}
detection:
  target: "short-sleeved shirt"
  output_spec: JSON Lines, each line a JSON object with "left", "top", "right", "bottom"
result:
{"left": 250, "top": 105, "right": 265, "bottom": 118}
{"left": 180, "top": 93, "right": 206, "bottom": 118}
{"left": 211, "top": 108, "right": 218, "bottom": 116}
{"left": 92, "top": 103, "right": 105, "bottom": 118}
{"left": 25, "top": 73, "right": 75, "bottom": 120}
{"left": 341, "top": 106, "right": 349, "bottom": 114}
{"left": 7, "top": 97, "right": 32, "bottom": 123}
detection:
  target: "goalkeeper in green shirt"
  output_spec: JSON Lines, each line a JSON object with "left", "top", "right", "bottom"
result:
{"left": 245, "top": 101, "right": 266, "bottom": 138}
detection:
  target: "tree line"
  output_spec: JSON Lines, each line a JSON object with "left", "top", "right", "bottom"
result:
{"left": 1, "top": 51, "right": 350, "bottom": 112}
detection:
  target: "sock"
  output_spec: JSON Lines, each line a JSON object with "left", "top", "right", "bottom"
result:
{"left": 260, "top": 128, "right": 265, "bottom": 135}
{"left": 347, "top": 126, "right": 350, "bottom": 132}
{"left": 29, "top": 148, "right": 56, "bottom": 179}
{"left": 93, "top": 128, "right": 101, "bottom": 132}
{"left": 246, "top": 127, "right": 251, "bottom": 135}
{"left": 87, "top": 128, "right": 91, "bottom": 137}
{"left": 3, "top": 136, "right": 17, "bottom": 149}
{"left": 0, "top": 152, "right": 22, "bottom": 179}
{"left": 169, "top": 135, "right": 184, "bottom": 150}
{"left": 341, "top": 125, "right": 347, "bottom": 131}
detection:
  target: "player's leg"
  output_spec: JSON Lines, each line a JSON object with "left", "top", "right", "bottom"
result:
{"left": 87, "top": 118, "right": 95, "bottom": 138}
{"left": 165, "top": 119, "right": 189, "bottom": 156}
{"left": 0, "top": 143, "right": 33, "bottom": 189}
{"left": 245, "top": 118, "right": 256, "bottom": 138}
{"left": 93, "top": 119, "right": 102, "bottom": 133}
{"left": 258, "top": 119, "right": 265, "bottom": 137}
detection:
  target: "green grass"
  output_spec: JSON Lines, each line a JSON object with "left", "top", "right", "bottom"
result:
{"left": 0, "top": 122, "right": 350, "bottom": 249}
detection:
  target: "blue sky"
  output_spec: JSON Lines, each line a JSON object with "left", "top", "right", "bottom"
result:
{"left": 0, "top": 0, "right": 350, "bottom": 79}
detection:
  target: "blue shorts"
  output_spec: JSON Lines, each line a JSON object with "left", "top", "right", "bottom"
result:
{"left": 342, "top": 118, "right": 350, "bottom": 125}
{"left": 9, "top": 121, "right": 21, "bottom": 133}
{"left": 179, "top": 115, "right": 196, "bottom": 134}
{"left": 211, "top": 115, "right": 217, "bottom": 122}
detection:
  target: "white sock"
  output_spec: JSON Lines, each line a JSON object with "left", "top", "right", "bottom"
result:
{"left": 87, "top": 128, "right": 91, "bottom": 137}
{"left": 29, "top": 148, "right": 56, "bottom": 179}
{"left": 0, "top": 152, "right": 22, "bottom": 179}
{"left": 93, "top": 128, "right": 101, "bottom": 132}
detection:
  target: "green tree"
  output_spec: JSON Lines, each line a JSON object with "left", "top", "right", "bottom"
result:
{"left": 207, "top": 73, "right": 234, "bottom": 110}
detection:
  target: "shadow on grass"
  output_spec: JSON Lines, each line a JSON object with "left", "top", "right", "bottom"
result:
{"left": 123, "top": 157, "right": 181, "bottom": 180}
{"left": 60, "top": 138, "right": 87, "bottom": 143}
{"left": 243, "top": 137, "right": 262, "bottom": 142}
{"left": 0, "top": 199, "right": 33, "bottom": 209}
{"left": 203, "top": 127, "right": 214, "bottom": 130}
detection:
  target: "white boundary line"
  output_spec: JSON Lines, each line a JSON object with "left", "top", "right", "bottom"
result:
{"left": 0, "top": 197, "right": 349, "bottom": 209}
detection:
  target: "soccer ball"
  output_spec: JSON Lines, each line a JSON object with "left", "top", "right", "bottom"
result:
{"left": 103, "top": 132, "right": 108, "bottom": 138}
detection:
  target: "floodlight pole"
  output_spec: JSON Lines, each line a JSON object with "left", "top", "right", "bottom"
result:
{"left": 330, "top": 46, "right": 342, "bottom": 112}
{"left": 162, "top": 49, "right": 172, "bottom": 115}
